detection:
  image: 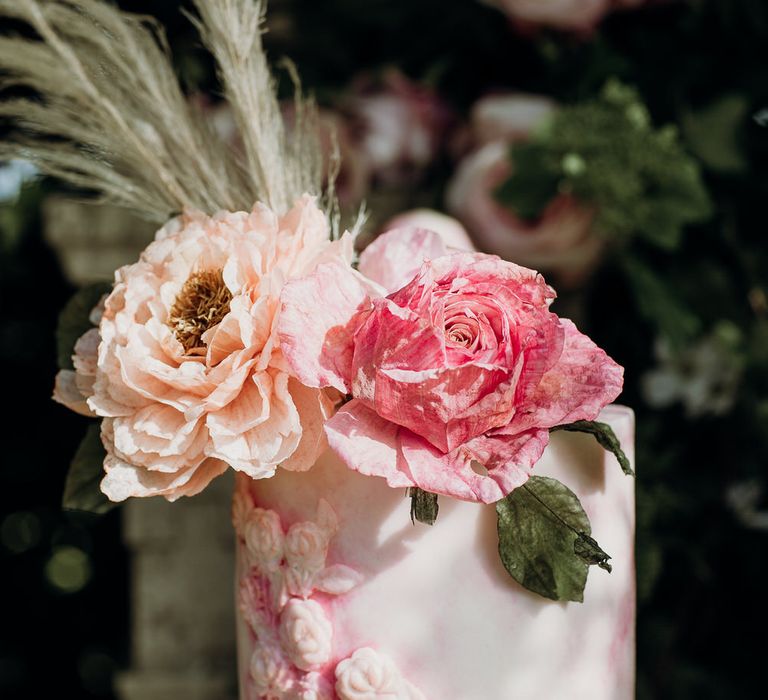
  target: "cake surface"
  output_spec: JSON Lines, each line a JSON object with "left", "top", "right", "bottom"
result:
{"left": 235, "top": 404, "right": 635, "bottom": 699}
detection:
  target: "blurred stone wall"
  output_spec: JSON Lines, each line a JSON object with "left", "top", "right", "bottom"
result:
{"left": 44, "top": 197, "right": 237, "bottom": 700}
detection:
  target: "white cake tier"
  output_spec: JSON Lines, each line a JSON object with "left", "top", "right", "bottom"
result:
{"left": 235, "top": 405, "right": 635, "bottom": 700}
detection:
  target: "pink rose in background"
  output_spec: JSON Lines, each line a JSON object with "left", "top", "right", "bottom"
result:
{"left": 447, "top": 94, "right": 601, "bottom": 288}
{"left": 55, "top": 196, "right": 351, "bottom": 502}
{"left": 348, "top": 70, "right": 453, "bottom": 184}
{"left": 279, "top": 227, "right": 622, "bottom": 504}
{"left": 366, "top": 211, "right": 474, "bottom": 292}
{"left": 383, "top": 209, "right": 475, "bottom": 253}
{"left": 484, "top": 0, "right": 647, "bottom": 32}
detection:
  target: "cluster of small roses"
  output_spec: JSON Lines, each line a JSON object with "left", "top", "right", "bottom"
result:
{"left": 233, "top": 490, "right": 424, "bottom": 700}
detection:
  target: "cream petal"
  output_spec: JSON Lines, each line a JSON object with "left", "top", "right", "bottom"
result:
{"left": 206, "top": 371, "right": 301, "bottom": 476}
{"left": 52, "top": 370, "right": 94, "bottom": 417}
{"left": 280, "top": 381, "right": 335, "bottom": 472}
{"left": 206, "top": 372, "right": 272, "bottom": 437}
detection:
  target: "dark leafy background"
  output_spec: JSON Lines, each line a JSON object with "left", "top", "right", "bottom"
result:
{"left": 1, "top": 0, "right": 768, "bottom": 698}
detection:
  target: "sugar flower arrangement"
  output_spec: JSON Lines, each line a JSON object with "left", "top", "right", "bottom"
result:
{"left": 1, "top": 0, "right": 631, "bottom": 603}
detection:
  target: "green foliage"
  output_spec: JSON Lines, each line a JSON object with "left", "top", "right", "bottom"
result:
{"left": 681, "top": 95, "right": 749, "bottom": 174}
{"left": 551, "top": 420, "right": 634, "bottom": 476}
{"left": 496, "top": 476, "right": 610, "bottom": 603}
{"left": 56, "top": 283, "right": 112, "bottom": 371}
{"left": 62, "top": 423, "right": 115, "bottom": 515}
{"left": 496, "top": 80, "right": 712, "bottom": 250}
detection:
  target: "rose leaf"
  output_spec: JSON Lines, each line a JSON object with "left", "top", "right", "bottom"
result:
{"left": 496, "top": 476, "right": 610, "bottom": 603}
{"left": 63, "top": 423, "right": 116, "bottom": 515}
{"left": 550, "top": 420, "right": 634, "bottom": 476}
{"left": 56, "top": 282, "right": 112, "bottom": 370}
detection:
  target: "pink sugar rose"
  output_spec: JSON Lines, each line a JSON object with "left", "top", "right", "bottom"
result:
{"left": 279, "top": 227, "right": 622, "bottom": 504}
{"left": 55, "top": 195, "right": 351, "bottom": 502}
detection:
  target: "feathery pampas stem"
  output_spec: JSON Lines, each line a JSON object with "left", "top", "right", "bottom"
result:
{"left": 0, "top": 0, "right": 328, "bottom": 223}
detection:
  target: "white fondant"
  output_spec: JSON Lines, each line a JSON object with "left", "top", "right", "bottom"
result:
{"left": 237, "top": 405, "right": 636, "bottom": 699}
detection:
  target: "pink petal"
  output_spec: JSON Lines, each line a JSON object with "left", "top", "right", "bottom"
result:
{"left": 358, "top": 227, "right": 451, "bottom": 293}
{"left": 513, "top": 318, "right": 624, "bottom": 431}
{"left": 279, "top": 260, "right": 376, "bottom": 393}
{"left": 383, "top": 210, "right": 475, "bottom": 252}
{"left": 399, "top": 427, "right": 548, "bottom": 504}
{"left": 324, "top": 400, "right": 413, "bottom": 489}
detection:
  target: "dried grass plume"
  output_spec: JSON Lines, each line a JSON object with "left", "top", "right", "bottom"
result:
{"left": 0, "top": 0, "right": 327, "bottom": 222}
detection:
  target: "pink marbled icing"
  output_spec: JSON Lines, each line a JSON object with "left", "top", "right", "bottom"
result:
{"left": 235, "top": 405, "right": 635, "bottom": 699}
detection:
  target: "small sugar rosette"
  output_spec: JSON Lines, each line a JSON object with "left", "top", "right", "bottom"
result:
{"left": 334, "top": 647, "right": 424, "bottom": 700}
{"left": 54, "top": 196, "right": 351, "bottom": 501}
{"left": 244, "top": 508, "right": 285, "bottom": 573}
{"left": 278, "top": 226, "right": 622, "bottom": 504}
{"left": 278, "top": 598, "right": 333, "bottom": 671}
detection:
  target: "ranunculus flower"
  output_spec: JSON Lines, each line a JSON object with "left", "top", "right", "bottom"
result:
{"left": 57, "top": 195, "right": 350, "bottom": 502}
{"left": 278, "top": 598, "right": 333, "bottom": 671}
{"left": 334, "top": 647, "right": 424, "bottom": 700}
{"left": 279, "top": 227, "right": 622, "bottom": 504}
{"left": 447, "top": 94, "right": 601, "bottom": 288}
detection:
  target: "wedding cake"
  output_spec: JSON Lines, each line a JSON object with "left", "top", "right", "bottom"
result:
{"left": 234, "top": 405, "right": 634, "bottom": 700}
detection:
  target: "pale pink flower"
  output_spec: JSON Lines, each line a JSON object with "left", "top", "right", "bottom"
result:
{"left": 447, "top": 94, "right": 601, "bottom": 288}
{"left": 349, "top": 70, "right": 453, "bottom": 183}
{"left": 488, "top": 0, "right": 611, "bottom": 31}
{"left": 62, "top": 195, "right": 349, "bottom": 502}
{"left": 279, "top": 227, "right": 622, "bottom": 504}
{"left": 485, "top": 0, "right": 647, "bottom": 32}
{"left": 382, "top": 209, "right": 474, "bottom": 254}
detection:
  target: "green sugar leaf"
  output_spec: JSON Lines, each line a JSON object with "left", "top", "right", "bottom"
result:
{"left": 63, "top": 423, "right": 115, "bottom": 515}
{"left": 56, "top": 282, "right": 112, "bottom": 370}
{"left": 496, "top": 476, "right": 610, "bottom": 602}
{"left": 574, "top": 533, "right": 613, "bottom": 573}
{"left": 409, "top": 487, "right": 439, "bottom": 526}
{"left": 550, "top": 420, "right": 634, "bottom": 476}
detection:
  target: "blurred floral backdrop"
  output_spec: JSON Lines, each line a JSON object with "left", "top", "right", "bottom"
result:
{"left": 2, "top": 0, "right": 768, "bottom": 697}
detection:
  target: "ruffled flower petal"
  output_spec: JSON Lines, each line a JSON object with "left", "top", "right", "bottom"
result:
{"left": 324, "top": 400, "right": 413, "bottom": 489}
{"left": 279, "top": 261, "right": 378, "bottom": 393}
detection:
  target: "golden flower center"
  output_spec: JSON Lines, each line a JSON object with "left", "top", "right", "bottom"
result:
{"left": 168, "top": 269, "right": 233, "bottom": 354}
